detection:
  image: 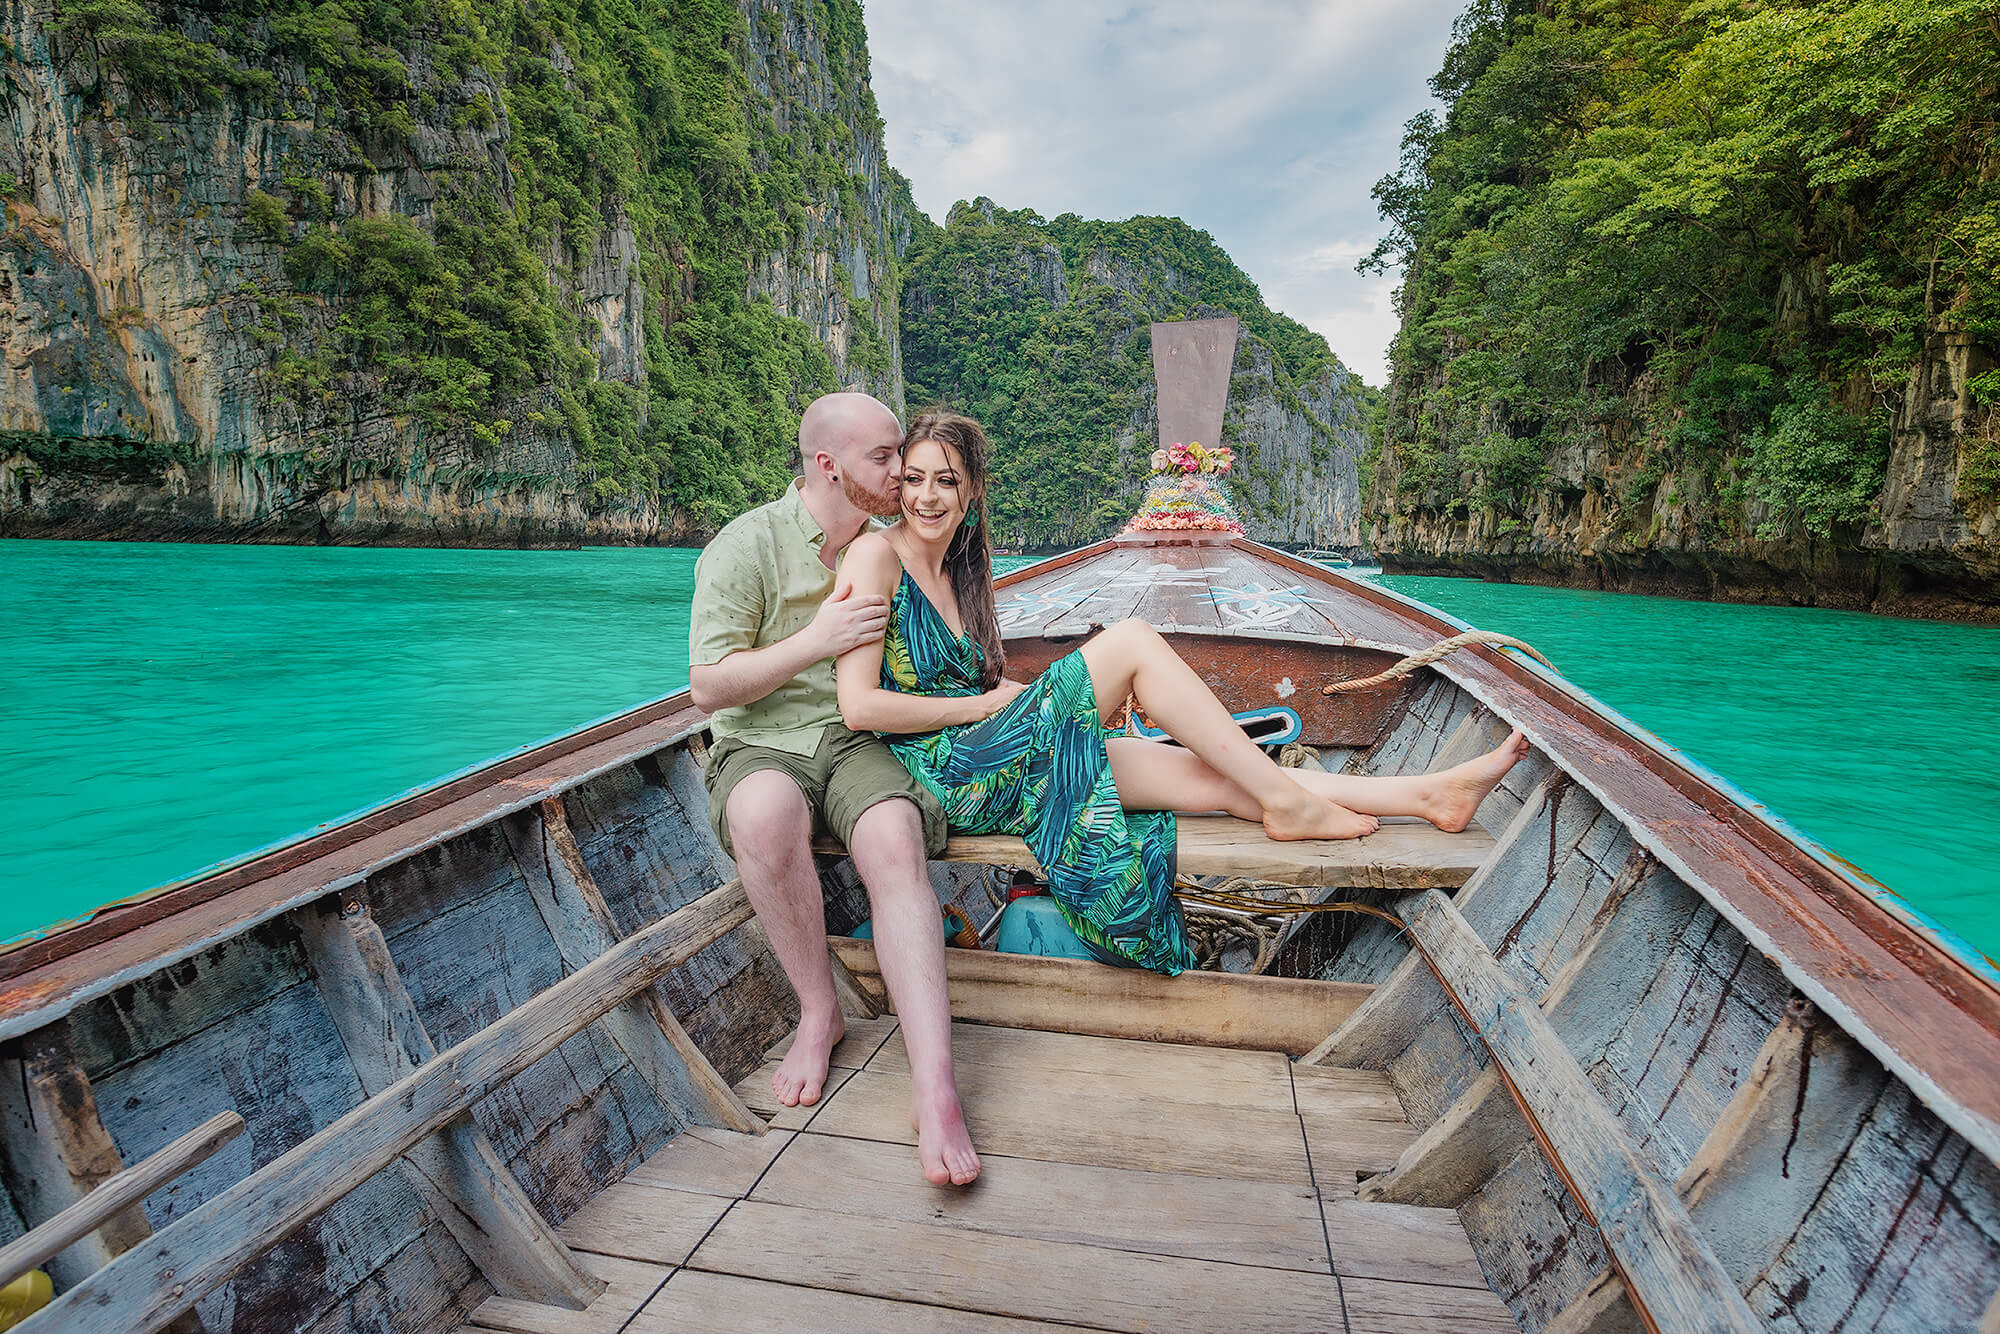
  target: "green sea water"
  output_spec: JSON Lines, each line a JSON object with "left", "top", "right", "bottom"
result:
{"left": 3, "top": 540, "right": 1996, "bottom": 966}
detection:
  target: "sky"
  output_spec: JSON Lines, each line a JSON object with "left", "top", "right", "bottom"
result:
{"left": 863, "top": 0, "right": 1466, "bottom": 388}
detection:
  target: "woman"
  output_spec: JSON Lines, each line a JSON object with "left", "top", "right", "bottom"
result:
{"left": 833, "top": 411, "right": 1528, "bottom": 974}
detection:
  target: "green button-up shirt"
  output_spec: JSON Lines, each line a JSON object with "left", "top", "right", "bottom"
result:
{"left": 689, "top": 480, "right": 843, "bottom": 754}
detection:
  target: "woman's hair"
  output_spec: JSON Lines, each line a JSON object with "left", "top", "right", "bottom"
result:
{"left": 903, "top": 410, "right": 1006, "bottom": 688}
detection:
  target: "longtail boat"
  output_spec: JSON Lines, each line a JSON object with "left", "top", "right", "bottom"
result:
{"left": 4, "top": 321, "right": 1998, "bottom": 1332}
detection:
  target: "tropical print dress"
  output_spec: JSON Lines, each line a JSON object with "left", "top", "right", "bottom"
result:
{"left": 879, "top": 571, "right": 1196, "bottom": 975}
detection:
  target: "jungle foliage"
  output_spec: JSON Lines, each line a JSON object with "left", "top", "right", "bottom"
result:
{"left": 1370, "top": 0, "right": 2000, "bottom": 540}
{"left": 901, "top": 201, "right": 1344, "bottom": 548}
{"left": 41, "top": 0, "right": 895, "bottom": 525}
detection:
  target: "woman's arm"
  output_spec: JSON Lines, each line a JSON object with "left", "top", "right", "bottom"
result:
{"left": 834, "top": 535, "right": 1018, "bottom": 734}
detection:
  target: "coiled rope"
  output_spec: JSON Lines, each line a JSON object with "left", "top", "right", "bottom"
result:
{"left": 1321, "top": 630, "right": 1554, "bottom": 694}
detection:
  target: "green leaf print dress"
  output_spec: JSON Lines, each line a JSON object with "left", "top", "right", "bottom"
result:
{"left": 879, "top": 571, "right": 1196, "bottom": 975}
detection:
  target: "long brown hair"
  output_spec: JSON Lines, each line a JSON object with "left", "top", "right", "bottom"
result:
{"left": 904, "top": 410, "right": 1006, "bottom": 688}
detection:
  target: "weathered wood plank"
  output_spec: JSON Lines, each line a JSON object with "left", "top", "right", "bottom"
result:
{"left": 1360, "top": 848, "right": 1659, "bottom": 1207}
{"left": 294, "top": 897, "right": 603, "bottom": 1309}
{"left": 831, "top": 936, "right": 1368, "bottom": 1056}
{"left": 751, "top": 1132, "right": 1331, "bottom": 1273}
{"left": 19, "top": 880, "right": 753, "bottom": 1334}
{"left": 510, "top": 798, "right": 762, "bottom": 1135}
{"left": 623, "top": 1128, "right": 794, "bottom": 1201}
{"left": 815, "top": 815, "right": 1493, "bottom": 889}
{"left": 1321, "top": 1197, "right": 1489, "bottom": 1290}
{"left": 552, "top": 1178, "right": 732, "bottom": 1267}
{"left": 470, "top": 1252, "right": 673, "bottom": 1334}
{"left": 0, "top": 1111, "right": 240, "bottom": 1291}
{"left": 0, "top": 1022, "right": 161, "bottom": 1292}
{"left": 809, "top": 1067, "right": 1314, "bottom": 1184}
{"left": 1396, "top": 888, "right": 1762, "bottom": 1334}
{"left": 1288, "top": 1062, "right": 1408, "bottom": 1124}
{"left": 627, "top": 1270, "right": 1083, "bottom": 1333}
{"left": 686, "top": 1198, "right": 1515, "bottom": 1334}
{"left": 1302, "top": 771, "right": 1570, "bottom": 1069}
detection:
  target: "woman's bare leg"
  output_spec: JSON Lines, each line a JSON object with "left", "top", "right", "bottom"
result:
{"left": 1081, "top": 619, "right": 1375, "bottom": 840}
{"left": 1109, "top": 731, "right": 1531, "bottom": 833}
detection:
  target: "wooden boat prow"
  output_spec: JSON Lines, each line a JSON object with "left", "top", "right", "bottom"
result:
{"left": 2, "top": 533, "right": 1997, "bottom": 1333}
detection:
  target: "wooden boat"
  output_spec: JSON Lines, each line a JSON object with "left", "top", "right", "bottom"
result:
{"left": 3, "top": 533, "right": 1999, "bottom": 1334}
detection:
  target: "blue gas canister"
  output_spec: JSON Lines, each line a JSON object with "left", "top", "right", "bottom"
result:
{"left": 995, "top": 892, "right": 1108, "bottom": 963}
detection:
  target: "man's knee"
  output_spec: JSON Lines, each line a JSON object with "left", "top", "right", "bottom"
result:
{"left": 847, "top": 796, "right": 930, "bottom": 880}
{"left": 725, "top": 768, "right": 813, "bottom": 865}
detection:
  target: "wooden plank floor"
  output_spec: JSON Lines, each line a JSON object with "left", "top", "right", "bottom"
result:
{"left": 457, "top": 1016, "right": 1512, "bottom": 1333}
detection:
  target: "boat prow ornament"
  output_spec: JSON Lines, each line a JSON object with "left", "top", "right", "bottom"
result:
{"left": 1120, "top": 317, "right": 1246, "bottom": 546}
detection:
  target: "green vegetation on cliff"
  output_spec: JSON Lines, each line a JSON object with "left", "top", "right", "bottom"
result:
{"left": 901, "top": 201, "right": 1344, "bottom": 547}
{"left": 1370, "top": 0, "right": 2000, "bottom": 543}
{"left": 39, "top": 0, "right": 898, "bottom": 526}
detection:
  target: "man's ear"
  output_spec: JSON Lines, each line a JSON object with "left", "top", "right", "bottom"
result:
{"left": 808, "top": 448, "right": 839, "bottom": 484}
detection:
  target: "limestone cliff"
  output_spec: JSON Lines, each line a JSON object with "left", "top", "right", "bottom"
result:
{"left": 0, "top": 0, "right": 916, "bottom": 546}
{"left": 901, "top": 200, "right": 1369, "bottom": 550}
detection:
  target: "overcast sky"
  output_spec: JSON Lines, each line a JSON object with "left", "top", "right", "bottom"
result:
{"left": 863, "top": 0, "right": 1466, "bottom": 388}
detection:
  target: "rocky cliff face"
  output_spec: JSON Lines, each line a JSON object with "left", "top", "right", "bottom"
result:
{"left": 0, "top": 0, "right": 914, "bottom": 547}
{"left": 901, "top": 202, "right": 1369, "bottom": 550}
{"left": 1371, "top": 329, "right": 2000, "bottom": 620}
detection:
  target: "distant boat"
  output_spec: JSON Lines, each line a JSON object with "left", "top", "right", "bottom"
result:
{"left": 1299, "top": 548, "right": 1352, "bottom": 568}
{"left": 4, "top": 533, "right": 1995, "bottom": 1333}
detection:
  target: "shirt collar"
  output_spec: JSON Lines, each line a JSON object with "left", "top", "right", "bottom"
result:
{"left": 783, "top": 478, "right": 827, "bottom": 550}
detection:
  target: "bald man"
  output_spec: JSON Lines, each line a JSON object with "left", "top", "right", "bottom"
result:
{"left": 687, "top": 392, "right": 981, "bottom": 1185}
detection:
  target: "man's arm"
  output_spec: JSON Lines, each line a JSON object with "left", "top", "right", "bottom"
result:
{"left": 688, "top": 588, "right": 889, "bottom": 713}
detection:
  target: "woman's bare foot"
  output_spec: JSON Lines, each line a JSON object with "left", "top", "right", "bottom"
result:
{"left": 1263, "top": 789, "right": 1379, "bottom": 841}
{"left": 1423, "top": 728, "right": 1531, "bottom": 832}
{"left": 913, "top": 1085, "right": 982, "bottom": 1185}
{"left": 772, "top": 1007, "right": 845, "bottom": 1108}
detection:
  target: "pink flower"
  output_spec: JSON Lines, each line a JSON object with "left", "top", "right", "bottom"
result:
{"left": 1167, "top": 442, "right": 1192, "bottom": 470}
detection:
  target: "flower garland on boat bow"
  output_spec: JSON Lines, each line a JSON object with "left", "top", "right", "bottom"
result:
{"left": 1122, "top": 441, "right": 1245, "bottom": 535}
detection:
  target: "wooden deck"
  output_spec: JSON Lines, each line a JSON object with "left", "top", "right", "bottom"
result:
{"left": 455, "top": 1017, "right": 1514, "bottom": 1333}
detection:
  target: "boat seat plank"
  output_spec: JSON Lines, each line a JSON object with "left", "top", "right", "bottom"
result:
{"left": 866, "top": 1021, "right": 1297, "bottom": 1113}
{"left": 685, "top": 1197, "right": 1516, "bottom": 1334}
{"left": 750, "top": 1131, "right": 1333, "bottom": 1274}
{"left": 807, "top": 1065, "right": 1314, "bottom": 1184}
{"left": 813, "top": 814, "right": 1494, "bottom": 889}
{"left": 626, "top": 1270, "right": 1092, "bottom": 1333}
{"left": 467, "top": 1252, "right": 673, "bottom": 1334}
{"left": 1295, "top": 1106, "right": 1420, "bottom": 1196}
{"left": 830, "top": 937, "right": 1371, "bottom": 1056}
{"left": 623, "top": 1126, "right": 795, "bottom": 1201}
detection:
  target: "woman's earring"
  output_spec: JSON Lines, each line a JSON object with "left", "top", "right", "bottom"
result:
{"left": 966, "top": 506, "right": 980, "bottom": 530}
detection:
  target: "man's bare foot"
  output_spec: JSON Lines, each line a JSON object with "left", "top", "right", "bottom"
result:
{"left": 1263, "top": 789, "right": 1379, "bottom": 841}
{"left": 1423, "top": 728, "right": 1531, "bottom": 832}
{"left": 772, "top": 1008, "right": 844, "bottom": 1108}
{"left": 913, "top": 1086, "right": 981, "bottom": 1186}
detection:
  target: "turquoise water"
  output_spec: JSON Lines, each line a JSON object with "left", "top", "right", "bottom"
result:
{"left": 1366, "top": 573, "right": 2000, "bottom": 965}
{"left": 3, "top": 540, "right": 1996, "bottom": 967}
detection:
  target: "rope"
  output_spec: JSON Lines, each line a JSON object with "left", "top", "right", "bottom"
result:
{"left": 1320, "top": 630, "right": 1555, "bottom": 695}
{"left": 1174, "top": 876, "right": 1404, "bottom": 973}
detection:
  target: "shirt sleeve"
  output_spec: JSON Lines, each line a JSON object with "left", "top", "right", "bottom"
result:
{"left": 689, "top": 528, "right": 765, "bottom": 668}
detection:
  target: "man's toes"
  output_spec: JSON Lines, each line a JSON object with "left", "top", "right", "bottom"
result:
{"left": 798, "top": 1078, "right": 825, "bottom": 1107}
{"left": 922, "top": 1154, "right": 952, "bottom": 1186}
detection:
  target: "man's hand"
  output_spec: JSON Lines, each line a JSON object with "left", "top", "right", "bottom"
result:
{"left": 977, "top": 677, "right": 1030, "bottom": 717}
{"left": 812, "top": 586, "right": 891, "bottom": 658}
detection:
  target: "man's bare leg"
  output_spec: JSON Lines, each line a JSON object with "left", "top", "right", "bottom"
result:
{"left": 725, "top": 770, "right": 844, "bottom": 1108}
{"left": 847, "top": 797, "right": 981, "bottom": 1186}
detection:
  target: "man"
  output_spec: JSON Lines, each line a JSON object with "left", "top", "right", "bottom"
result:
{"left": 687, "top": 392, "right": 981, "bottom": 1187}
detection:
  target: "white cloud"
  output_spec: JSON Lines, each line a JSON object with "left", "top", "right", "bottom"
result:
{"left": 864, "top": 0, "right": 1463, "bottom": 386}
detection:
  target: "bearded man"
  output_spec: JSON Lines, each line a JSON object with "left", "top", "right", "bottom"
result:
{"left": 686, "top": 392, "right": 980, "bottom": 1186}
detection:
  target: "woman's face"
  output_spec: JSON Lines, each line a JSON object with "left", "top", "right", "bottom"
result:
{"left": 900, "top": 438, "right": 971, "bottom": 543}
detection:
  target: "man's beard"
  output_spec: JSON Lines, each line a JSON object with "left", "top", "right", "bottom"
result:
{"left": 841, "top": 473, "right": 902, "bottom": 517}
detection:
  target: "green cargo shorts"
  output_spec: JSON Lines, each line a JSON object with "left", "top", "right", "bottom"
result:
{"left": 703, "top": 723, "right": 949, "bottom": 861}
